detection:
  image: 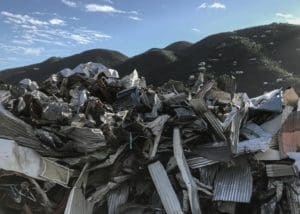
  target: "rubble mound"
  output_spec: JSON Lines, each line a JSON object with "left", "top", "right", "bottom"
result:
{"left": 0, "top": 62, "right": 300, "bottom": 214}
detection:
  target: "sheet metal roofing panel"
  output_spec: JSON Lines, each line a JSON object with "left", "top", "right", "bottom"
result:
{"left": 213, "top": 159, "right": 252, "bottom": 203}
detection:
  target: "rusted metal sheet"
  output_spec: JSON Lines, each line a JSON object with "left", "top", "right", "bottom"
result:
{"left": 279, "top": 112, "right": 300, "bottom": 157}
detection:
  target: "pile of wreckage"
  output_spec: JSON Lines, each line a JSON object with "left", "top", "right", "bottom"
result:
{"left": 0, "top": 62, "right": 300, "bottom": 214}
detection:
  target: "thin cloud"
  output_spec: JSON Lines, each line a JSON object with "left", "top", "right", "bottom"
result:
{"left": 198, "top": 3, "right": 207, "bottom": 9}
{"left": 276, "top": 13, "right": 293, "bottom": 19}
{"left": 61, "top": 0, "right": 77, "bottom": 8}
{"left": 210, "top": 3, "right": 226, "bottom": 9}
{"left": 70, "top": 16, "right": 80, "bottom": 20}
{"left": 0, "top": 57, "right": 16, "bottom": 62}
{"left": 276, "top": 12, "right": 300, "bottom": 25}
{"left": 1, "top": 11, "right": 48, "bottom": 25}
{"left": 85, "top": 4, "right": 138, "bottom": 15}
{"left": 129, "top": 16, "right": 142, "bottom": 21}
{"left": 198, "top": 2, "right": 226, "bottom": 9}
{"left": 104, "top": 0, "right": 113, "bottom": 4}
{"left": 49, "top": 18, "right": 65, "bottom": 25}
{"left": 0, "top": 43, "right": 44, "bottom": 56}
{"left": 23, "top": 47, "right": 44, "bottom": 56}
{"left": 85, "top": 4, "right": 124, "bottom": 13}
{"left": 0, "top": 11, "right": 111, "bottom": 48}
{"left": 192, "top": 28, "right": 201, "bottom": 33}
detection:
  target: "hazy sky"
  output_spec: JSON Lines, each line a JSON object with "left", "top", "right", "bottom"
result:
{"left": 0, "top": 0, "right": 299, "bottom": 70}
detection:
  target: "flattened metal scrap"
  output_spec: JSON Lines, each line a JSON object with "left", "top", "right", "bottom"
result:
{"left": 238, "top": 122, "right": 274, "bottom": 154}
{"left": 241, "top": 122, "right": 272, "bottom": 139}
{"left": 120, "top": 69, "right": 146, "bottom": 89}
{"left": 0, "top": 90, "right": 10, "bottom": 103}
{"left": 255, "top": 149, "right": 281, "bottom": 161}
{"left": 146, "top": 115, "right": 170, "bottom": 159}
{"left": 148, "top": 161, "right": 183, "bottom": 214}
{"left": 88, "top": 175, "right": 131, "bottom": 204}
{"left": 213, "top": 158, "right": 252, "bottom": 203}
{"left": 237, "top": 136, "right": 271, "bottom": 153}
{"left": 88, "top": 144, "right": 127, "bottom": 171}
{"left": 230, "top": 93, "right": 250, "bottom": 154}
{"left": 190, "top": 98, "right": 225, "bottom": 140}
{"left": 0, "top": 139, "right": 74, "bottom": 187}
{"left": 0, "top": 104, "right": 38, "bottom": 141}
{"left": 250, "top": 89, "right": 282, "bottom": 112}
{"left": 260, "top": 105, "right": 294, "bottom": 135}
{"left": 107, "top": 184, "right": 129, "bottom": 214}
{"left": 65, "top": 163, "right": 94, "bottom": 214}
{"left": 173, "top": 128, "right": 202, "bottom": 214}
{"left": 286, "top": 178, "right": 300, "bottom": 214}
{"left": 145, "top": 93, "right": 162, "bottom": 119}
{"left": 287, "top": 152, "right": 300, "bottom": 171}
{"left": 60, "top": 126, "right": 106, "bottom": 153}
{"left": 194, "top": 80, "right": 215, "bottom": 98}
{"left": 266, "top": 164, "right": 296, "bottom": 177}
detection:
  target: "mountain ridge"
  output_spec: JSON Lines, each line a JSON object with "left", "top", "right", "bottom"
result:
{"left": 1, "top": 23, "right": 300, "bottom": 96}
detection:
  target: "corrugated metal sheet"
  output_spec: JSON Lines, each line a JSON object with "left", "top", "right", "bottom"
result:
{"left": 213, "top": 159, "right": 252, "bottom": 203}
{"left": 266, "top": 164, "right": 296, "bottom": 177}
{"left": 198, "top": 164, "right": 219, "bottom": 187}
{"left": 279, "top": 112, "right": 300, "bottom": 157}
{"left": 187, "top": 157, "right": 219, "bottom": 169}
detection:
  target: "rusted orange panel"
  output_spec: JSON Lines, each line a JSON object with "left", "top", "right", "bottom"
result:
{"left": 279, "top": 112, "right": 300, "bottom": 157}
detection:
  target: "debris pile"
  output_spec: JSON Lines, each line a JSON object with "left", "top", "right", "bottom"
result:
{"left": 0, "top": 62, "right": 300, "bottom": 214}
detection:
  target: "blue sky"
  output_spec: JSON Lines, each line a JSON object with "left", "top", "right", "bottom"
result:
{"left": 0, "top": 0, "right": 299, "bottom": 70}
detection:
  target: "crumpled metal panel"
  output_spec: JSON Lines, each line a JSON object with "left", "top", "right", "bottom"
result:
{"left": 213, "top": 158, "right": 253, "bottom": 203}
